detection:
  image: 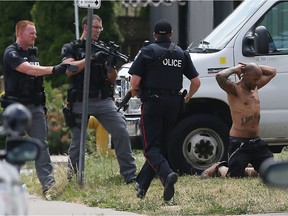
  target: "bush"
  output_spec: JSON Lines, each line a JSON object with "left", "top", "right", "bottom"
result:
{"left": 45, "top": 81, "right": 96, "bottom": 155}
{"left": 45, "top": 81, "right": 70, "bottom": 154}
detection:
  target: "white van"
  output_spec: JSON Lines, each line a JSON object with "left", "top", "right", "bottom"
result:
{"left": 116, "top": 0, "right": 288, "bottom": 174}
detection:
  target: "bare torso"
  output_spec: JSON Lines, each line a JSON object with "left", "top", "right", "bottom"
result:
{"left": 228, "top": 84, "right": 260, "bottom": 138}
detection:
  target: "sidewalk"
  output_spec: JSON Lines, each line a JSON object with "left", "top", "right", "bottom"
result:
{"left": 26, "top": 155, "right": 142, "bottom": 215}
{"left": 28, "top": 194, "right": 141, "bottom": 216}
{"left": 28, "top": 193, "right": 287, "bottom": 216}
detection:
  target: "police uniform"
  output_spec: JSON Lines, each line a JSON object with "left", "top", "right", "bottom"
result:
{"left": 128, "top": 20, "right": 199, "bottom": 200}
{"left": 1, "top": 43, "right": 55, "bottom": 193}
{"left": 61, "top": 39, "right": 136, "bottom": 183}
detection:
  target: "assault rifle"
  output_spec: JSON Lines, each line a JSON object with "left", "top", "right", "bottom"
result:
{"left": 117, "top": 91, "right": 132, "bottom": 112}
{"left": 92, "top": 41, "right": 130, "bottom": 63}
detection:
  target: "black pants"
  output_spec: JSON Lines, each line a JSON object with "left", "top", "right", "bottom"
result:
{"left": 136, "top": 95, "right": 181, "bottom": 190}
{"left": 227, "top": 136, "right": 274, "bottom": 177}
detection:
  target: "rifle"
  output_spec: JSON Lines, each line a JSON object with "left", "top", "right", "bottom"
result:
{"left": 92, "top": 41, "right": 130, "bottom": 63}
{"left": 117, "top": 91, "right": 132, "bottom": 112}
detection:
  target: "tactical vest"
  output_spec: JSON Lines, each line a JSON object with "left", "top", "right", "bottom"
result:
{"left": 66, "top": 40, "right": 113, "bottom": 101}
{"left": 70, "top": 40, "right": 107, "bottom": 91}
{"left": 142, "top": 43, "right": 185, "bottom": 91}
{"left": 3, "top": 44, "right": 45, "bottom": 106}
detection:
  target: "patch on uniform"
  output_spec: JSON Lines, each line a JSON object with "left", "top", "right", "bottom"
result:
{"left": 61, "top": 47, "right": 67, "bottom": 55}
{"left": 9, "top": 51, "right": 19, "bottom": 58}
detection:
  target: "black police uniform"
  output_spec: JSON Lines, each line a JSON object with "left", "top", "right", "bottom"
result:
{"left": 1, "top": 43, "right": 55, "bottom": 192}
{"left": 62, "top": 39, "right": 113, "bottom": 101}
{"left": 61, "top": 39, "right": 136, "bottom": 183}
{"left": 128, "top": 37, "right": 199, "bottom": 194}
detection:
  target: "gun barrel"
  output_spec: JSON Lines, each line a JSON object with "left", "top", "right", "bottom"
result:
{"left": 117, "top": 91, "right": 132, "bottom": 112}
{"left": 116, "top": 51, "right": 129, "bottom": 63}
{"left": 93, "top": 41, "right": 129, "bottom": 63}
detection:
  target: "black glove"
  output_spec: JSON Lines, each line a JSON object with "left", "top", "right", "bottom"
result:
{"left": 92, "top": 51, "right": 109, "bottom": 63}
{"left": 107, "top": 55, "right": 117, "bottom": 67}
{"left": 52, "top": 63, "right": 69, "bottom": 74}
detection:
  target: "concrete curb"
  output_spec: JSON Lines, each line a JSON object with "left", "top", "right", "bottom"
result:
{"left": 28, "top": 194, "right": 141, "bottom": 216}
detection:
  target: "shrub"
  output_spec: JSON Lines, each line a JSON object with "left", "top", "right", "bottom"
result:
{"left": 45, "top": 81, "right": 70, "bottom": 154}
{"left": 45, "top": 81, "right": 96, "bottom": 155}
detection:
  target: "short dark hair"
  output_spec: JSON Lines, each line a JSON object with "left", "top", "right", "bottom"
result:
{"left": 81, "top": 14, "right": 102, "bottom": 28}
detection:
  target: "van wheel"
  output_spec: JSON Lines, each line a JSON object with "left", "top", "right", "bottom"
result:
{"left": 167, "top": 114, "right": 229, "bottom": 175}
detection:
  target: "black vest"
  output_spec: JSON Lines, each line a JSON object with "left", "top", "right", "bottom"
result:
{"left": 4, "top": 44, "right": 44, "bottom": 98}
{"left": 69, "top": 39, "right": 107, "bottom": 92}
{"left": 142, "top": 43, "right": 185, "bottom": 91}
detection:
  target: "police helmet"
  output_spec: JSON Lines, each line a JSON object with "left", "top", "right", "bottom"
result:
{"left": 2, "top": 103, "right": 32, "bottom": 136}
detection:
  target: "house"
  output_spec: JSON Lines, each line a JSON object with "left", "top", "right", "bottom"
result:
{"left": 120, "top": 0, "right": 242, "bottom": 57}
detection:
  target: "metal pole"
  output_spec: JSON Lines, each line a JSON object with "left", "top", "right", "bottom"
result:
{"left": 74, "top": 0, "right": 80, "bottom": 39}
{"left": 77, "top": 8, "right": 93, "bottom": 186}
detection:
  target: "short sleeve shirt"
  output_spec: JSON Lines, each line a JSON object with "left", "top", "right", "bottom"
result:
{"left": 128, "top": 39, "right": 198, "bottom": 90}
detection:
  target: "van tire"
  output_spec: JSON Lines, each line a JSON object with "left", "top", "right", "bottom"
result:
{"left": 167, "top": 114, "right": 229, "bottom": 175}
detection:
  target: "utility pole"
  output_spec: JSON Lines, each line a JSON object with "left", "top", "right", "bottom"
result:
{"left": 76, "top": 0, "right": 101, "bottom": 186}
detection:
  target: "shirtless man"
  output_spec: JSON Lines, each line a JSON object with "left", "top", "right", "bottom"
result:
{"left": 201, "top": 62, "right": 276, "bottom": 178}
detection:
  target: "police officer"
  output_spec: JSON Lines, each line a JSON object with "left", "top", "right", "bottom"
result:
{"left": 128, "top": 19, "right": 201, "bottom": 201}
{"left": 61, "top": 15, "right": 137, "bottom": 184}
{"left": 1, "top": 20, "right": 69, "bottom": 197}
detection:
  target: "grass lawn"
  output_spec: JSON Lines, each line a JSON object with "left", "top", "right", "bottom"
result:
{"left": 22, "top": 149, "right": 288, "bottom": 215}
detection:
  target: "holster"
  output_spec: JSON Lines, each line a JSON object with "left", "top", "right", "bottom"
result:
{"left": 34, "top": 92, "right": 46, "bottom": 106}
{"left": 180, "top": 89, "right": 187, "bottom": 113}
{"left": 67, "top": 89, "right": 77, "bottom": 103}
{"left": 62, "top": 104, "right": 77, "bottom": 128}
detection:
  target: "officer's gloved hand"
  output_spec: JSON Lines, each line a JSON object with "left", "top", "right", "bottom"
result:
{"left": 107, "top": 55, "right": 117, "bottom": 67}
{"left": 52, "top": 63, "right": 69, "bottom": 74}
{"left": 92, "top": 51, "right": 109, "bottom": 63}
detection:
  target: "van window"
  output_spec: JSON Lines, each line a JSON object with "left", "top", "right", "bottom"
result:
{"left": 192, "top": 0, "right": 266, "bottom": 51}
{"left": 257, "top": 2, "right": 288, "bottom": 54}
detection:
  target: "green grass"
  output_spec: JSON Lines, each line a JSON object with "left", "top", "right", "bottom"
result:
{"left": 22, "top": 149, "right": 288, "bottom": 215}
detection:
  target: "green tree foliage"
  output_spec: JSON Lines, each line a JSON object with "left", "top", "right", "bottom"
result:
{"left": 0, "top": 1, "right": 143, "bottom": 154}
{"left": 0, "top": 1, "right": 35, "bottom": 75}
{"left": 0, "top": 1, "right": 123, "bottom": 87}
{"left": 31, "top": 1, "right": 123, "bottom": 87}
{"left": 31, "top": 1, "right": 75, "bottom": 87}
{"left": 31, "top": 1, "right": 75, "bottom": 66}
{"left": 92, "top": 1, "right": 124, "bottom": 44}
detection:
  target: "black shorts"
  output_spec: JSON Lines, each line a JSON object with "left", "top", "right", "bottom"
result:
{"left": 227, "top": 136, "right": 274, "bottom": 177}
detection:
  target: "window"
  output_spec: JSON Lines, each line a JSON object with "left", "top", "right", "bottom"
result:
{"left": 257, "top": 2, "right": 288, "bottom": 53}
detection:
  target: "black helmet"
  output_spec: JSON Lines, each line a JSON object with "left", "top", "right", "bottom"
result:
{"left": 2, "top": 103, "right": 32, "bottom": 136}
